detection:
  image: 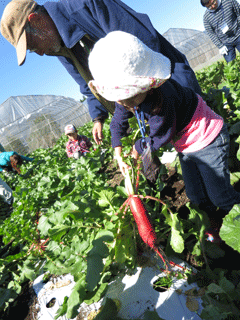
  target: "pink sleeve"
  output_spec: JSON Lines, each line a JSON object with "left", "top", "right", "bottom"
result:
{"left": 79, "top": 136, "right": 93, "bottom": 150}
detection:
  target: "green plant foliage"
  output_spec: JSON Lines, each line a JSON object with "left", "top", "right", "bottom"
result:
{"left": 2, "top": 56, "right": 240, "bottom": 318}
{"left": 92, "top": 298, "right": 122, "bottom": 320}
{"left": 153, "top": 274, "right": 173, "bottom": 290}
{"left": 220, "top": 204, "right": 240, "bottom": 252}
{"left": 200, "top": 272, "right": 240, "bottom": 319}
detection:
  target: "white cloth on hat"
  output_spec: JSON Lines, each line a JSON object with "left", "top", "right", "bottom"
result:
{"left": 64, "top": 124, "right": 76, "bottom": 135}
{"left": 88, "top": 31, "right": 171, "bottom": 101}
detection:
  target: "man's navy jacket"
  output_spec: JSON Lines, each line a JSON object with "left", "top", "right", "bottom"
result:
{"left": 44, "top": 0, "right": 201, "bottom": 120}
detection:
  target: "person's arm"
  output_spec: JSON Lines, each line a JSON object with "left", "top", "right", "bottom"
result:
{"left": 66, "top": 142, "right": 74, "bottom": 158}
{"left": 110, "top": 104, "right": 133, "bottom": 149}
{"left": 79, "top": 135, "right": 93, "bottom": 151}
{"left": 85, "top": 137, "right": 93, "bottom": 149}
{"left": 131, "top": 145, "right": 139, "bottom": 161}
{"left": 203, "top": 14, "right": 223, "bottom": 48}
{"left": 0, "top": 158, "right": 5, "bottom": 172}
{"left": 20, "top": 155, "right": 34, "bottom": 162}
{"left": 110, "top": 105, "right": 134, "bottom": 175}
{"left": 114, "top": 146, "right": 131, "bottom": 176}
{"left": 92, "top": 120, "right": 104, "bottom": 145}
{"left": 57, "top": 55, "right": 108, "bottom": 121}
{"left": 232, "top": 0, "right": 240, "bottom": 23}
{"left": 57, "top": 55, "right": 108, "bottom": 144}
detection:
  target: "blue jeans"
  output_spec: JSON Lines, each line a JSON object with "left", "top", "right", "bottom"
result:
{"left": 224, "top": 36, "right": 240, "bottom": 63}
{"left": 179, "top": 123, "right": 240, "bottom": 212}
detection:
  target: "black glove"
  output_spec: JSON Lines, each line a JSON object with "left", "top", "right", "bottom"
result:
{"left": 142, "top": 155, "right": 161, "bottom": 184}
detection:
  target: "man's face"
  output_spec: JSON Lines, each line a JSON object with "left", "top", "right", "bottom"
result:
{"left": 26, "top": 11, "right": 62, "bottom": 56}
{"left": 67, "top": 132, "right": 78, "bottom": 141}
{"left": 205, "top": 0, "right": 218, "bottom": 10}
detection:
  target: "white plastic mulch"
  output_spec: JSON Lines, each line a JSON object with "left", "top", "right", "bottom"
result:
{"left": 32, "top": 273, "right": 102, "bottom": 320}
{"left": 32, "top": 253, "right": 202, "bottom": 320}
{"left": 104, "top": 255, "right": 202, "bottom": 320}
{"left": 32, "top": 150, "right": 197, "bottom": 320}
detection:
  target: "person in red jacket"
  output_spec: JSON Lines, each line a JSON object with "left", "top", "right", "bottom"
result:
{"left": 65, "top": 124, "right": 92, "bottom": 159}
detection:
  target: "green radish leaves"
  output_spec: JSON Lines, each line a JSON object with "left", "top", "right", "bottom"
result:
{"left": 3, "top": 56, "right": 240, "bottom": 318}
{"left": 220, "top": 204, "right": 240, "bottom": 252}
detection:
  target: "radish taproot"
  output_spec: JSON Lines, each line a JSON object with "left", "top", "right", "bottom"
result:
{"left": 128, "top": 195, "right": 157, "bottom": 249}
{"left": 119, "top": 170, "right": 168, "bottom": 269}
{"left": 117, "top": 170, "right": 197, "bottom": 274}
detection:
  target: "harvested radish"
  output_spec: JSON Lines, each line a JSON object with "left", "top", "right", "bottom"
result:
{"left": 117, "top": 170, "right": 198, "bottom": 275}
{"left": 128, "top": 195, "right": 157, "bottom": 249}
{"left": 119, "top": 170, "right": 168, "bottom": 269}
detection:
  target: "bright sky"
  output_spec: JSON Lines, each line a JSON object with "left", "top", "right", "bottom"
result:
{"left": 0, "top": 0, "right": 207, "bottom": 106}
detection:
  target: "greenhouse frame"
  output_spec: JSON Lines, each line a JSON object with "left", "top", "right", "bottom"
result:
{"left": 0, "top": 95, "right": 91, "bottom": 155}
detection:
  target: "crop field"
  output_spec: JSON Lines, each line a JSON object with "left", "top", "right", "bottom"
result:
{"left": 1, "top": 57, "right": 240, "bottom": 319}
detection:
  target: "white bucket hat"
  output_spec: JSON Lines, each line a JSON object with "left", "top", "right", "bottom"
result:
{"left": 88, "top": 31, "right": 171, "bottom": 102}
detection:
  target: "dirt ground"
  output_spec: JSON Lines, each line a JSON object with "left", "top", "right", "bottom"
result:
{"left": 2, "top": 162, "right": 240, "bottom": 320}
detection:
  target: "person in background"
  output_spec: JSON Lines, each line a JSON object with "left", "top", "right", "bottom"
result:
{"left": 1, "top": 0, "right": 202, "bottom": 146}
{"left": 88, "top": 31, "right": 240, "bottom": 243}
{"left": 201, "top": 0, "right": 240, "bottom": 63}
{"left": 0, "top": 151, "right": 34, "bottom": 205}
{"left": 0, "top": 151, "right": 34, "bottom": 175}
{"left": 65, "top": 124, "right": 92, "bottom": 159}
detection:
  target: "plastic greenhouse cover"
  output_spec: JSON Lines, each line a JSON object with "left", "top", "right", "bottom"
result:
{"left": 0, "top": 95, "right": 87, "bottom": 130}
{"left": 0, "top": 95, "right": 91, "bottom": 153}
{"left": 163, "top": 28, "right": 219, "bottom": 62}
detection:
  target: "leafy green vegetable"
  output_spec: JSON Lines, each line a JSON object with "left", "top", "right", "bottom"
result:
{"left": 220, "top": 204, "right": 240, "bottom": 252}
{"left": 2, "top": 57, "right": 240, "bottom": 318}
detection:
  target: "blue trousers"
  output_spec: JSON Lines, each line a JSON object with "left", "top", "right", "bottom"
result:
{"left": 224, "top": 36, "right": 240, "bottom": 63}
{"left": 179, "top": 123, "right": 240, "bottom": 212}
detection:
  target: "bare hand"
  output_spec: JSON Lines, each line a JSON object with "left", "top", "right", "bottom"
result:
{"left": 131, "top": 145, "right": 139, "bottom": 160}
{"left": 92, "top": 121, "right": 104, "bottom": 145}
{"left": 118, "top": 159, "right": 131, "bottom": 176}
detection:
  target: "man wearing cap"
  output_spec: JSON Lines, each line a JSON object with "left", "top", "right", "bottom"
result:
{"left": 65, "top": 124, "right": 92, "bottom": 158}
{"left": 1, "top": 0, "right": 202, "bottom": 146}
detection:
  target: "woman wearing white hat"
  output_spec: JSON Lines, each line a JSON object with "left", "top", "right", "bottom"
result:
{"left": 88, "top": 31, "right": 240, "bottom": 241}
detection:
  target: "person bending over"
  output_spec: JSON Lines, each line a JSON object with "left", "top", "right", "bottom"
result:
{"left": 65, "top": 124, "right": 92, "bottom": 159}
{"left": 1, "top": 0, "right": 202, "bottom": 146}
{"left": 0, "top": 151, "right": 34, "bottom": 174}
{"left": 88, "top": 31, "right": 240, "bottom": 241}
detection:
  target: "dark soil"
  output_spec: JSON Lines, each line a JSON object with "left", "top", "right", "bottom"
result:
{"left": 3, "top": 161, "right": 240, "bottom": 320}
{"left": 0, "top": 282, "right": 38, "bottom": 320}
